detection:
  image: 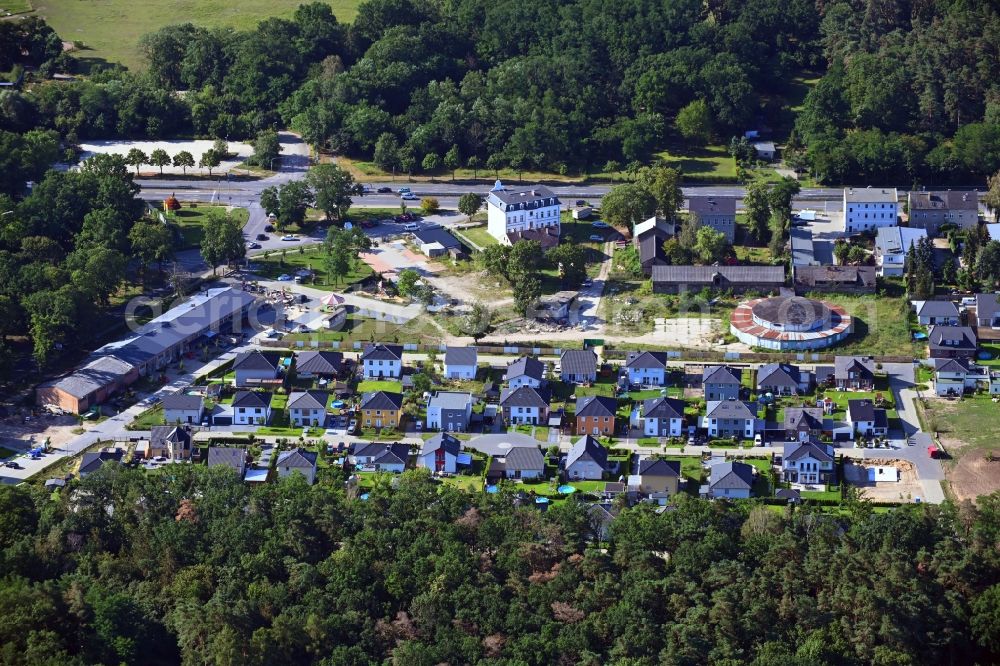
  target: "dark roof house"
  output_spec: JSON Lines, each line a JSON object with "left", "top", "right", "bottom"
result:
{"left": 560, "top": 349, "right": 598, "bottom": 378}
{"left": 295, "top": 351, "right": 343, "bottom": 376}
{"left": 575, "top": 396, "right": 617, "bottom": 419}
{"left": 360, "top": 391, "right": 404, "bottom": 411}
{"left": 566, "top": 435, "right": 610, "bottom": 471}
{"left": 361, "top": 343, "right": 403, "bottom": 361}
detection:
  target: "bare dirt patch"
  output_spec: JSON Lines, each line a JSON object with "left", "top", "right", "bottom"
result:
{"left": 945, "top": 451, "right": 1000, "bottom": 503}
{"left": 0, "top": 414, "right": 80, "bottom": 453}
{"left": 844, "top": 459, "right": 925, "bottom": 502}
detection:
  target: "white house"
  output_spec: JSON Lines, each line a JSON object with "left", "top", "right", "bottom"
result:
{"left": 349, "top": 442, "right": 410, "bottom": 473}
{"left": 624, "top": 351, "right": 669, "bottom": 386}
{"left": 640, "top": 397, "right": 685, "bottom": 437}
{"left": 781, "top": 440, "right": 835, "bottom": 486}
{"left": 504, "top": 356, "right": 546, "bottom": 389}
{"left": 425, "top": 391, "right": 473, "bottom": 432}
{"left": 287, "top": 390, "right": 328, "bottom": 427}
{"left": 847, "top": 399, "right": 888, "bottom": 437}
{"left": 875, "top": 226, "right": 927, "bottom": 277}
{"left": 564, "top": 435, "right": 610, "bottom": 481}
{"left": 162, "top": 394, "right": 204, "bottom": 425}
{"left": 703, "top": 400, "right": 757, "bottom": 439}
{"left": 914, "top": 300, "right": 960, "bottom": 326}
{"left": 276, "top": 448, "right": 318, "bottom": 485}
{"left": 707, "top": 461, "right": 754, "bottom": 499}
{"left": 360, "top": 343, "right": 403, "bottom": 379}
{"left": 443, "top": 346, "right": 477, "bottom": 380}
{"left": 843, "top": 187, "right": 899, "bottom": 233}
{"left": 232, "top": 391, "right": 272, "bottom": 425}
{"left": 417, "top": 433, "right": 462, "bottom": 474}
{"left": 233, "top": 350, "right": 282, "bottom": 387}
{"left": 485, "top": 181, "right": 561, "bottom": 246}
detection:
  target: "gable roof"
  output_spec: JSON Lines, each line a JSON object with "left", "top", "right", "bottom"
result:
{"left": 575, "top": 395, "right": 616, "bottom": 418}
{"left": 834, "top": 356, "right": 875, "bottom": 380}
{"left": 505, "top": 356, "right": 546, "bottom": 381}
{"left": 933, "top": 358, "right": 972, "bottom": 374}
{"left": 295, "top": 350, "right": 342, "bottom": 375}
{"left": 710, "top": 461, "right": 754, "bottom": 490}
{"left": 499, "top": 385, "right": 551, "bottom": 408}
{"left": 847, "top": 399, "right": 877, "bottom": 421}
{"left": 876, "top": 226, "right": 926, "bottom": 256}
{"left": 79, "top": 449, "right": 124, "bottom": 475}
{"left": 625, "top": 350, "right": 669, "bottom": 370}
{"left": 845, "top": 187, "right": 897, "bottom": 203}
{"left": 784, "top": 407, "right": 824, "bottom": 431}
{"left": 444, "top": 346, "right": 477, "bottom": 366}
{"left": 360, "top": 390, "right": 403, "bottom": 411}
{"left": 688, "top": 196, "right": 736, "bottom": 216}
{"left": 161, "top": 393, "right": 204, "bottom": 411}
{"left": 207, "top": 447, "right": 246, "bottom": 473}
{"left": 361, "top": 343, "right": 403, "bottom": 361}
{"left": 232, "top": 391, "right": 272, "bottom": 409}
{"left": 566, "top": 435, "right": 609, "bottom": 470}
{"left": 287, "top": 390, "right": 328, "bottom": 410}
{"left": 487, "top": 183, "right": 560, "bottom": 210}
{"left": 928, "top": 325, "right": 977, "bottom": 351}
{"left": 651, "top": 265, "right": 784, "bottom": 285}
{"left": 908, "top": 190, "right": 977, "bottom": 211}
{"left": 420, "top": 433, "right": 462, "bottom": 457}
{"left": 427, "top": 391, "right": 473, "bottom": 410}
{"left": 794, "top": 265, "right": 876, "bottom": 289}
{"left": 783, "top": 439, "right": 834, "bottom": 464}
{"left": 352, "top": 442, "right": 410, "bottom": 465}
{"left": 500, "top": 446, "right": 544, "bottom": 471}
{"left": 277, "top": 447, "right": 318, "bottom": 468}
{"left": 976, "top": 293, "right": 1000, "bottom": 316}
{"left": 560, "top": 349, "right": 598, "bottom": 376}
{"left": 637, "top": 457, "right": 681, "bottom": 477}
{"left": 642, "top": 396, "right": 685, "bottom": 420}
{"left": 233, "top": 350, "right": 281, "bottom": 371}
{"left": 705, "top": 399, "right": 756, "bottom": 420}
{"left": 150, "top": 425, "right": 192, "bottom": 450}
{"left": 703, "top": 365, "right": 741, "bottom": 386}
{"left": 757, "top": 363, "right": 801, "bottom": 388}
{"left": 916, "top": 300, "right": 960, "bottom": 318}
{"left": 43, "top": 355, "right": 137, "bottom": 399}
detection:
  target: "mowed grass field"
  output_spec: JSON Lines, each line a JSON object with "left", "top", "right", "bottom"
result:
{"left": 31, "top": 0, "right": 361, "bottom": 70}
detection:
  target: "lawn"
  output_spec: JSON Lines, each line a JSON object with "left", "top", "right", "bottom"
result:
{"left": 664, "top": 455, "right": 705, "bottom": 490}
{"left": 166, "top": 205, "right": 249, "bottom": 249}
{"left": 252, "top": 246, "right": 373, "bottom": 289}
{"left": 453, "top": 225, "right": 498, "bottom": 250}
{"left": 282, "top": 313, "right": 410, "bottom": 345}
{"left": 654, "top": 144, "right": 737, "bottom": 181}
{"left": 800, "top": 488, "right": 843, "bottom": 502}
{"left": 129, "top": 405, "right": 164, "bottom": 429}
{"left": 36, "top": 0, "right": 361, "bottom": 71}
{"left": 439, "top": 475, "right": 484, "bottom": 492}
{"left": 923, "top": 394, "right": 1000, "bottom": 452}
{"left": 804, "top": 291, "right": 919, "bottom": 357}
{"left": 357, "top": 380, "right": 403, "bottom": 393}
{"left": 519, "top": 479, "right": 607, "bottom": 497}
{"left": 816, "top": 389, "right": 895, "bottom": 420}
{"left": 1, "top": 0, "right": 31, "bottom": 14}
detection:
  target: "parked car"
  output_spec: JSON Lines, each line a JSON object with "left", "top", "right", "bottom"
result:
{"left": 403, "top": 222, "right": 419, "bottom": 231}
{"left": 591, "top": 221, "right": 609, "bottom": 228}
{"left": 575, "top": 200, "right": 586, "bottom": 206}
{"left": 256, "top": 233, "right": 268, "bottom": 241}
{"left": 397, "top": 187, "right": 411, "bottom": 194}
{"left": 281, "top": 235, "right": 299, "bottom": 241}
{"left": 247, "top": 242, "right": 261, "bottom": 249}
{"left": 264, "top": 224, "right": 275, "bottom": 232}
{"left": 401, "top": 192, "right": 418, "bottom": 200}
{"left": 377, "top": 186, "right": 392, "bottom": 193}
{"left": 589, "top": 234, "right": 604, "bottom": 241}
{"left": 277, "top": 274, "right": 292, "bottom": 281}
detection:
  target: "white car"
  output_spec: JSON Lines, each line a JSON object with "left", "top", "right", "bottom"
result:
{"left": 281, "top": 235, "right": 299, "bottom": 241}
{"left": 403, "top": 222, "right": 419, "bottom": 231}
{"left": 401, "top": 193, "right": 419, "bottom": 200}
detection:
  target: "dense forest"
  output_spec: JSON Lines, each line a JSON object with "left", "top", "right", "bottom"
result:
{"left": 0, "top": 467, "right": 998, "bottom": 665}
{"left": 3, "top": 1, "right": 1000, "bottom": 182}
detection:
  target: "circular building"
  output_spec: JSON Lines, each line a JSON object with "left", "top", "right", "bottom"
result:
{"left": 730, "top": 296, "right": 852, "bottom": 350}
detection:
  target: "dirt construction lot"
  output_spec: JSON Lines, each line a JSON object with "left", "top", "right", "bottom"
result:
{"left": 944, "top": 451, "right": 1000, "bottom": 503}
{"left": 922, "top": 396, "right": 1000, "bottom": 502}
{"left": 0, "top": 414, "right": 81, "bottom": 456}
{"left": 844, "top": 459, "right": 925, "bottom": 502}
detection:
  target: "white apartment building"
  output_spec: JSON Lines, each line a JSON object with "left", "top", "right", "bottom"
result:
{"left": 485, "top": 181, "right": 561, "bottom": 245}
{"left": 843, "top": 187, "right": 899, "bottom": 233}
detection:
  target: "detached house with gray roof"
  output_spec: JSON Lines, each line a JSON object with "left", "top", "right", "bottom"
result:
{"left": 287, "top": 390, "right": 329, "bottom": 427}
{"left": 505, "top": 356, "right": 547, "bottom": 388}
{"left": 706, "top": 461, "right": 755, "bottom": 499}
{"left": 277, "top": 448, "right": 318, "bottom": 484}
{"left": 208, "top": 447, "right": 248, "bottom": 478}
{"left": 148, "top": 425, "right": 192, "bottom": 461}
{"left": 928, "top": 325, "right": 977, "bottom": 359}
{"left": 565, "top": 435, "right": 611, "bottom": 480}
{"left": 688, "top": 196, "right": 737, "bottom": 242}
{"left": 295, "top": 351, "right": 342, "bottom": 378}
{"left": 443, "top": 346, "right": 477, "bottom": 380}
{"left": 639, "top": 397, "right": 686, "bottom": 437}
{"left": 703, "top": 400, "right": 758, "bottom": 439}
{"left": 78, "top": 449, "right": 124, "bottom": 477}
{"left": 783, "top": 407, "right": 827, "bottom": 441}
{"left": 575, "top": 396, "right": 618, "bottom": 436}
{"left": 232, "top": 391, "right": 272, "bottom": 425}
{"left": 782, "top": 439, "right": 835, "bottom": 485}
{"left": 360, "top": 343, "right": 403, "bottom": 378}
{"left": 350, "top": 442, "right": 410, "bottom": 473}
{"left": 847, "top": 399, "right": 888, "bottom": 437}
{"left": 162, "top": 393, "right": 204, "bottom": 425}
{"left": 417, "top": 433, "right": 463, "bottom": 474}
{"left": 703, "top": 365, "right": 742, "bottom": 401}
{"left": 907, "top": 190, "right": 978, "bottom": 231}
{"left": 560, "top": 349, "right": 598, "bottom": 383}
{"left": 627, "top": 457, "right": 682, "bottom": 496}
{"left": 499, "top": 385, "right": 551, "bottom": 426}
{"left": 426, "top": 391, "right": 473, "bottom": 432}
{"left": 486, "top": 181, "right": 561, "bottom": 247}
{"left": 489, "top": 446, "right": 545, "bottom": 480}
{"left": 624, "top": 351, "right": 669, "bottom": 386}
{"left": 756, "top": 363, "right": 810, "bottom": 396}
{"left": 233, "top": 350, "right": 282, "bottom": 387}
{"left": 915, "top": 300, "right": 961, "bottom": 326}
{"left": 834, "top": 356, "right": 876, "bottom": 390}
{"left": 974, "top": 294, "right": 1000, "bottom": 329}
